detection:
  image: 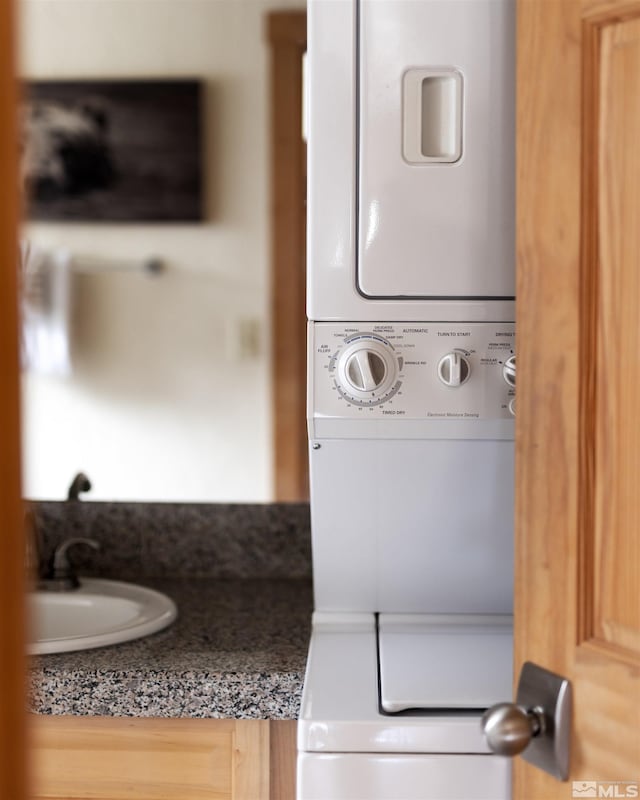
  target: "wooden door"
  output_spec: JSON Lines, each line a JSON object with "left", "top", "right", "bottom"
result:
{"left": 515, "top": 0, "right": 640, "bottom": 796}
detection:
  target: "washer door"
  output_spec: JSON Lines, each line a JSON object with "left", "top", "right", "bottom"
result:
{"left": 378, "top": 614, "right": 513, "bottom": 713}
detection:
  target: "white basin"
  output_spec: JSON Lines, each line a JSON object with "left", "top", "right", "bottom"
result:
{"left": 28, "top": 578, "right": 177, "bottom": 655}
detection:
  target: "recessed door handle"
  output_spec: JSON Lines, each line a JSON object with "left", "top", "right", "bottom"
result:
{"left": 402, "top": 68, "right": 463, "bottom": 164}
{"left": 481, "top": 661, "right": 572, "bottom": 781}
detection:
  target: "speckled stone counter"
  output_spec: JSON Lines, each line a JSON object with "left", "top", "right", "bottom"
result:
{"left": 29, "top": 502, "right": 313, "bottom": 720}
{"left": 29, "top": 578, "right": 312, "bottom": 719}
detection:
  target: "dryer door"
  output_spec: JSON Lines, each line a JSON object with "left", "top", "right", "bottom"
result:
{"left": 357, "top": 0, "right": 515, "bottom": 299}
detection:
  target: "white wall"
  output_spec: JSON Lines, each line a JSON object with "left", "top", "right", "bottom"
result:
{"left": 19, "top": 0, "right": 304, "bottom": 502}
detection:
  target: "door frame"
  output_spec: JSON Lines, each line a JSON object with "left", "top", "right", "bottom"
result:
{"left": 268, "top": 10, "right": 308, "bottom": 501}
{"left": 0, "top": 0, "right": 28, "bottom": 796}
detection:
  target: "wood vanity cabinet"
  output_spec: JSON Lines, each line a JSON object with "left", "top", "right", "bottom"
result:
{"left": 30, "top": 717, "right": 296, "bottom": 800}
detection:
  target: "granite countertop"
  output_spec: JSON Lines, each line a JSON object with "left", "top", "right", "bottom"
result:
{"left": 28, "top": 502, "right": 313, "bottom": 720}
{"left": 30, "top": 577, "right": 313, "bottom": 719}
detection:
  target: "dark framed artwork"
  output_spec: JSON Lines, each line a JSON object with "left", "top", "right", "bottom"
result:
{"left": 21, "top": 79, "right": 203, "bottom": 222}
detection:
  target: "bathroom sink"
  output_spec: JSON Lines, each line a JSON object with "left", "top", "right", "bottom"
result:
{"left": 28, "top": 578, "right": 177, "bottom": 655}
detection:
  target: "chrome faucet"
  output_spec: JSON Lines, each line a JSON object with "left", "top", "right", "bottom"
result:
{"left": 25, "top": 470, "right": 100, "bottom": 590}
{"left": 40, "top": 537, "right": 101, "bottom": 591}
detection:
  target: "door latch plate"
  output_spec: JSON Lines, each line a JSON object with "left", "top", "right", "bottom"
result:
{"left": 516, "top": 661, "right": 572, "bottom": 780}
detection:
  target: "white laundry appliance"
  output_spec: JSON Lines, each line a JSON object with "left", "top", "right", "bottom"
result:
{"left": 299, "top": 1, "right": 517, "bottom": 798}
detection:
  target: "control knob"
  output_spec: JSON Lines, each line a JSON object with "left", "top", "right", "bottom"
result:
{"left": 502, "top": 355, "right": 516, "bottom": 388}
{"left": 437, "top": 350, "right": 471, "bottom": 388}
{"left": 344, "top": 349, "right": 387, "bottom": 392}
{"left": 334, "top": 334, "right": 400, "bottom": 406}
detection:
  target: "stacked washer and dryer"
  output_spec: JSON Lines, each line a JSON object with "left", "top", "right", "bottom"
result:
{"left": 299, "top": 1, "right": 516, "bottom": 798}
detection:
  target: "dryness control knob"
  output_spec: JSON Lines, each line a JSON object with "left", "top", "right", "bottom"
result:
{"left": 437, "top": 350, "right": 471, "bottom": 388}
{"left": 344, "top": 350, "right": 387, "bottom": 392}
{"left": 503, "top": 356, "right": 516, "bottom": 388}
{"left": 334, "top": 334, "right": 400, "bottom": 406}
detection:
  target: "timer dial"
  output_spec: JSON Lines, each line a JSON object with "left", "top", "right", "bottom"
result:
{"left": 437, "top": 350, "right": 471, "bottom": 387}
{"left": 333, "top": 334, "right": 400, "bottom": 406}
{"left": 344, "top": 350, "right": 387, "bottom": 391}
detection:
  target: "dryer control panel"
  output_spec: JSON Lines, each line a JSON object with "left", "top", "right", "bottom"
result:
{"left": 309, "top": 322, "right": 515, "bottom": 439}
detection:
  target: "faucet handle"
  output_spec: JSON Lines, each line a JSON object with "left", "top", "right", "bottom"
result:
{"left": 46, "top": 537, "right": 101, "bottom": 590}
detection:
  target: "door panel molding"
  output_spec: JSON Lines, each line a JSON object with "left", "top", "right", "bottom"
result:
{"left": 579, "top": 10, "right": 640, "bottom": 661}
{"left": 577, "top": 11, "right": 600, "bottom": 652}
{"left": 592, "top": 13, "right": 640, "bottom": 661}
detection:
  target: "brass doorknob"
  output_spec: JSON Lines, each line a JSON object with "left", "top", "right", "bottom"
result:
{"left": 481, "top": 702, "right": 544, "bottom": 756}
